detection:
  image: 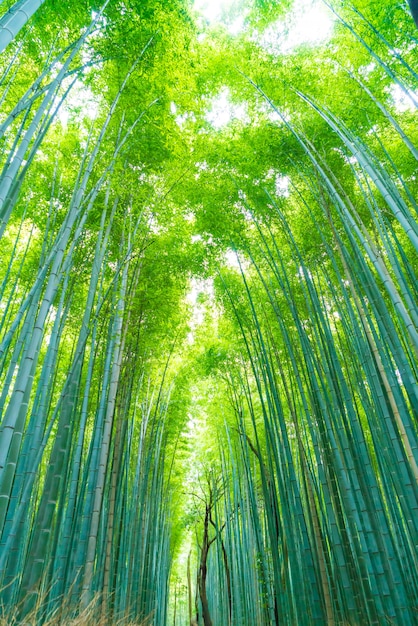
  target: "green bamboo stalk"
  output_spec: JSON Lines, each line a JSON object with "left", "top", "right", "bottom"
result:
{"left": 0, "top": 0, "right": 47, "bottom": 54}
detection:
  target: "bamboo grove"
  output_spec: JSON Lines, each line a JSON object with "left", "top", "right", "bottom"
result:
{"left": 0, "top": 1, "right": 417, "bottom": 625}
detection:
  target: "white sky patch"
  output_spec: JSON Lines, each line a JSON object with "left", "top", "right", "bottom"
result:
{"left": 225, "top": 247, "right": 251, "bottom": 272}
{"left": 258, "top": 0, "right": 334, "bottom": 55}
{"left": 228, "top": 14, "right": 246, "bottom": 35}
{"left": 186, "top": 277, "right": 215, "bottom": 343}
{"left": 275, "top": 174, "right": 290, "bottom": 197}
{"left": 206, "top": 87, "right": 249, "bottom": 129}
{"left": 358, "top": 62, "right": 376, "bottom": 78}
{"left": 91, "top": 10, "right": 108, "bottom": 29}
{"left": 225, "top": 248, "right": 241, "bottom": 269}
{"left": 267, "top": 108, "right": 282, "bottom": 123}
{"left": 258, "top": 101, "right": 289, "bottom": 124}
{"left": 174, "top": 110, "right": 196, "bottom": 128}
{"left": 194, "top": 0, "right": 234, "bottom": 22}
{"left": 297, "top": 265, "right": 313, "bottom": 280}
{"left": 389, "top": 83, "right": 417, "bottom": 112}
{"left": 58, "top": 80, "right": 100, "bottom": 127}
{"left": 148, "top": 214, "right": 162, "bottom": 234}
{"left": 265, "top": 169, "right": 290, "bottom": 197}
{"left": 240, "top": 205, "right": 254, "bottom": 222}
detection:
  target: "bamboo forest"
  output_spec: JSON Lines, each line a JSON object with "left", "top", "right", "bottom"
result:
{"left": 0, "top": 0, "right": 418, "bottom": 624}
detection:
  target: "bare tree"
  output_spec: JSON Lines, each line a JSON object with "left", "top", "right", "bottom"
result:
{"left": 191, "top": 471, "right": 231, "bottom": 626}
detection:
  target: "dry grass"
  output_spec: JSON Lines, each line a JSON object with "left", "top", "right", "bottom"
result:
{"left": 0, "top": 593, "right": 151, "bottom": 625}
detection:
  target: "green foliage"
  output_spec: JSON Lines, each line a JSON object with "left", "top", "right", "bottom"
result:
{"left": 0, "top": 0, "right": 417, "bottom": 625}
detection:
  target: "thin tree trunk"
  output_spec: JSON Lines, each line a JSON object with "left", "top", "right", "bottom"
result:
{"left": 187, "top": 551, "right": 193, "bottom": 625}
{"left": 197, "top": 506, "right": 213, "bottom": 626}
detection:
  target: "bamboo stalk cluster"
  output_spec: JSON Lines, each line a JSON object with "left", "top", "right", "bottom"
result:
{"left": 195, "top": 29, "right": 418, "bottom": 626}
{"left": 0, "top": 8, "right": 174, "bottom": 624}
{"left": 0, "top": 1, "right": 417, "bottom": 625}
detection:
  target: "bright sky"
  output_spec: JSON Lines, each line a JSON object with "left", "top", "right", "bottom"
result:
{"left": 194, "top": 0, "right": 334, "bottom": 51}
{"left": 205, "top": 87, "right": 249, "bottom": 129}
{"left": 196, "top": 0, "right": 334, "bottom": 130}
{"left": 186, "top": 277, "right": 215, "bottom": 343}
{"left": 259, "top": 0, "right": 334, "bottom": 55}
{"left": 194, "top": 0, "right": 236, "bottom": 23}
{"left": 58, "top": 81, "right": 99, "bottom": 127}
{"left": 390, "top": 83, "right": 417, "bottom": 112}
